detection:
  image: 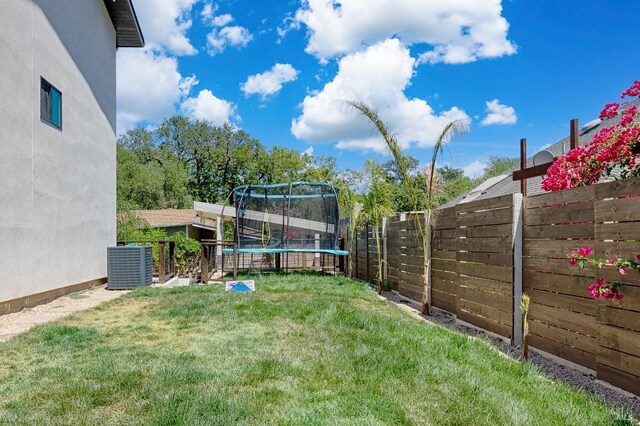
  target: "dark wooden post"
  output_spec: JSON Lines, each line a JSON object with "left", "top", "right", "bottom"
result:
{"left": 520, "top": 138, "right": 527, "bottom": 196}
{"left": 570, "top": 118, "right": 579, "bottom": 150}
{"left": 366, "top": 224, "right": 370, "bottom": 283}
{"left": 233, "top": 243, "right": 238, "bottom": 280}
{"left": 158, "top": 242, "right": 166, "bottom": 284}
{"left": 201, "top": 243, "right": 208, "bottom": 283}
{"left": 169, "top": 241, "right": 176, "bottom": 278}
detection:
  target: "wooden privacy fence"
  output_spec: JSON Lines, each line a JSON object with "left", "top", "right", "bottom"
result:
{"left": 353, "top": 194, "right": 521, "bottom": 343}
{"left": 523, "top": 177, "right": 640, "bottom": 394}
{"left": 351, "top": 177, "right": 640, "bottom": 394}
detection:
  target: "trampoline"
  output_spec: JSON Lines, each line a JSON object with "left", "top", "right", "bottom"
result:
{"left": 221, "top": 182, "right": 348, "bottom": 271}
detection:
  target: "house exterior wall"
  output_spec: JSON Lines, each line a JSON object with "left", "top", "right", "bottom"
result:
{"left": 0, "top": 0, "right": 116, "bottom": 307}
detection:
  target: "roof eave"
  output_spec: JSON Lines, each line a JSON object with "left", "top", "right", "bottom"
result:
{"left": 103, "top": 0, "right": 145, "bottom": 48}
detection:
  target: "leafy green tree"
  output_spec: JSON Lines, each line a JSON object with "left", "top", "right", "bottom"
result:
{"left": 361, "top": 160, "right": 395, "bottom": 292}
{"left": 476, "top": 156, "right": 519, "bottom": 182}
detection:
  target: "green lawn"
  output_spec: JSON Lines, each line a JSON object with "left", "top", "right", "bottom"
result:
{"left": 0, "top": 274, "right": 631, "bottom": 425}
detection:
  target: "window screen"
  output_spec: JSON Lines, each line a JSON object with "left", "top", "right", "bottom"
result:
{"left": 40, "top": 78, "right": 61, "bottom": 129}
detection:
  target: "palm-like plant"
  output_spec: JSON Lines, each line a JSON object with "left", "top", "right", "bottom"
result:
{"left": 422, "top": 120, "right": 468, "bottom": 314}
{"left": 346, "top": 101, "right": 468, "bottom": 311}
{"left": 347, "top": 200, "right": 364, "bottom": 278}
{"left": 361, "top": 160, "right": 395, "bottom": 292}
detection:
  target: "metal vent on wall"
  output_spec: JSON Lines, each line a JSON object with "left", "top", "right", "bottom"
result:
{"left": 107, "top": 246, "right": 153, "bottom": 290}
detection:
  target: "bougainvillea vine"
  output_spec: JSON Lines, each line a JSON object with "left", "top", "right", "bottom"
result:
{"left": 541, "top": 81, "right": 640, "bottom": 191}
{"left": 568, "top": 247, "right": 640, "bottom": 301}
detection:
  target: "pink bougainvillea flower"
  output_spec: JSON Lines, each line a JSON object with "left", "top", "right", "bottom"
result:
{"left": 619, "top": 267, "right": 627, "bottom": 275}
{"left": 621, "top": 81, "right": 640, "bottom": 98}
{"left": 636, "top": 254, "right": 640, "bottom": 261}
{"left": 596, "top": 278, "right": 606, "bottom": 286}
{"left": 606, "top": 259, "right": 616, "bottom": 265}
{"left": 569, "top": 257, "right": 577, "bottom": 265}
{"left": 578, "top": 247, "right": 593, "bottom": 257}
{"left": 600, "top": 102, "right": 620, "bottom": 120}
{"left": 614, "top": 293, "right": 624, "bottom": 301}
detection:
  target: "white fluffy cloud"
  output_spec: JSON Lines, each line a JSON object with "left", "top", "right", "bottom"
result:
{"left": 480, "top": 99, "right": 517, "bottom": 126}
{"left": 133, "top": 0, "right": 199, "bottom": 55}
{"left": 180, "top": 89, "right": 237, "bottom": 125}
{"left": 241, "top": 64, "right": 299, "bottom": 99}
{"left": 291, "top": 39, "right": 470, "bottom": 152}
{"left": 294, "top": 0, "right": 516, "bottom": 63}
{"left": 116, "top": 0, "right": 239, "bottom": 134}
{"left": 463, "top": 160, "right": 486, "bottom": 178}
{"left": 207, "top": 26, "right": 253, "bottom": 56}
{"left": 117, "top": 49, "right": 193, "bottom": 133}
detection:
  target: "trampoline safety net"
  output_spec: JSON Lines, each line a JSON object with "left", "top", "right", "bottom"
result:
{"left": 223, "top": 182, "right": 348, "bottom": 255}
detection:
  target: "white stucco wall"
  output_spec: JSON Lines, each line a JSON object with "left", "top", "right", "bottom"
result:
{"left": 0, "top": 0, "right": 116, "bottom": 303}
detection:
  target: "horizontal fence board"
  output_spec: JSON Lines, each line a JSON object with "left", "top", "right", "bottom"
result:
{"left": 597, "top": 323, "right": 640, "bottom": 358}
{"left": 459, "top": 275, "right": 513, "bottom": 296}
{"left": 529, "top": 333, "right": 596, "bottom": 370}
{"left": 595, "top": 197, "right": 640, "bottom": 222}
{"left": 432, "top": 249, "right": 456, "bottom": 260}
{"left": 523, "top": 223, "right": 594, "bottom": 239}
{"left": 524, "top": 202, "right": 594, "bottom": 226}
{"left": 596, "top": 346, "right": 640, "bottom": 379}
{"left": 596, "top": 363, "right": 640, "bottom": 395}
{"left": 529, "top": 321, "right": 596, "bottom": 354}
{"left": 457, "top": 309, "right": 512, "bottom": 338}
{"left": 594, "top": 176, "right": 640, "bottom": 199}
{"left": 597, "top": 241, "right": 640, "bottom": 261}
{"left": 457, "top": 285, "right": 512, "bottom": 313}
{"left": 456, "top": 223, "right": 513, "bottom": 238}
{"left": 457, "top": 262, "right": 512, "bottom": 283}
{"left": 526, "top": 288, "right": 595, "bottom": 316}
{"left": 529, "top": 303, "right": 596, "bottom": 336}
{"left": 596, "top": 306, "right": 640, "bottom": 331}
{"left": 458, "top": 237, "right": 513, "bottom": 254}
{"left": 458, "top": 298, "right": 512, "bottom": 326}
{"left": 595, "top": 222, "right": 640, "bottom": 241}
{"left": 455, "top": 194, "right": 514, "bottom": 213}
{"left": 457, "top": 251, "right": 513, "bottom": 267}
{"left": 457, "top": 207, "right": 513, "bottom": 227}
{"left": 431, "top": 258, "right": 456, "bottom": 272}
{"left": 432, "top": 277, "right": 456, "bottom": 294}
{"left": 524, "top": 185, "right": 595, "bottom": 209}
{"left": 523, "top": 257, "right": 595, "bottom": 277}
{"left": 524, "top": 271, "right": 591, "bottom": 298}
{"left": 523, "top": 239, "right": 595, "bottom": 258}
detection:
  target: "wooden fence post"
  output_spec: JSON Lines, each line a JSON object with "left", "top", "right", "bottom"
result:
{"left": 382, "top": 217, "right": 388, "bottom": 284}
{"left": 512, "top": 193, "right": 523, "bottom": 346}
{"left": 159, "top": 242, "right": 166, "bottom": 284}
{"left": 365, "top": 224, "right": 370, "bottom": 283}
{"left": 169, "top": 241, "right": 176, "bottom": 278}
{"left": 201, "top": 243, "right": 208, "bottom": 283}
{"left": 425, "top": 211, "right": 432, "bottom": 315}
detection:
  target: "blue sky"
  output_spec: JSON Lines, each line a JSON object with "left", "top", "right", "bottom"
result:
{"left": 117, "top": 0, "right": 640, "bottom": 177}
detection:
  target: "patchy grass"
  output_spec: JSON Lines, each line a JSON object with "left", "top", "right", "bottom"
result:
{"left": 0, "top": 274, "right": 632, "bottom": 424}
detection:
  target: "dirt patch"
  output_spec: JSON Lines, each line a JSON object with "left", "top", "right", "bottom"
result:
{"left": 381, "top": 291, "right": 640, "bottom": 419}
{"left": 0, "top": 285, "right": 128, "bottom": 342}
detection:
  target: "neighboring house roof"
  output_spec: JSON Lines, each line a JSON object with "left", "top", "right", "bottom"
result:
{"left": 103, "top": 0, "right": 145, "bottom": 48}
{"left": 132, "top": 209, "right": 216, "bottom": 230}
{"left": 440, "top": 99, "right": 640, "bottom": 209}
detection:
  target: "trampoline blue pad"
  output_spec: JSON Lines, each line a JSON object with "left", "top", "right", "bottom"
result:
{"left": 221, "top": 248, "right": 349, "bottom": 256}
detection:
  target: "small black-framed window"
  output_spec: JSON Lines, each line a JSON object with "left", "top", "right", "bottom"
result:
{"left": 40, "top": 78, "right": 62, "bottom": 130}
